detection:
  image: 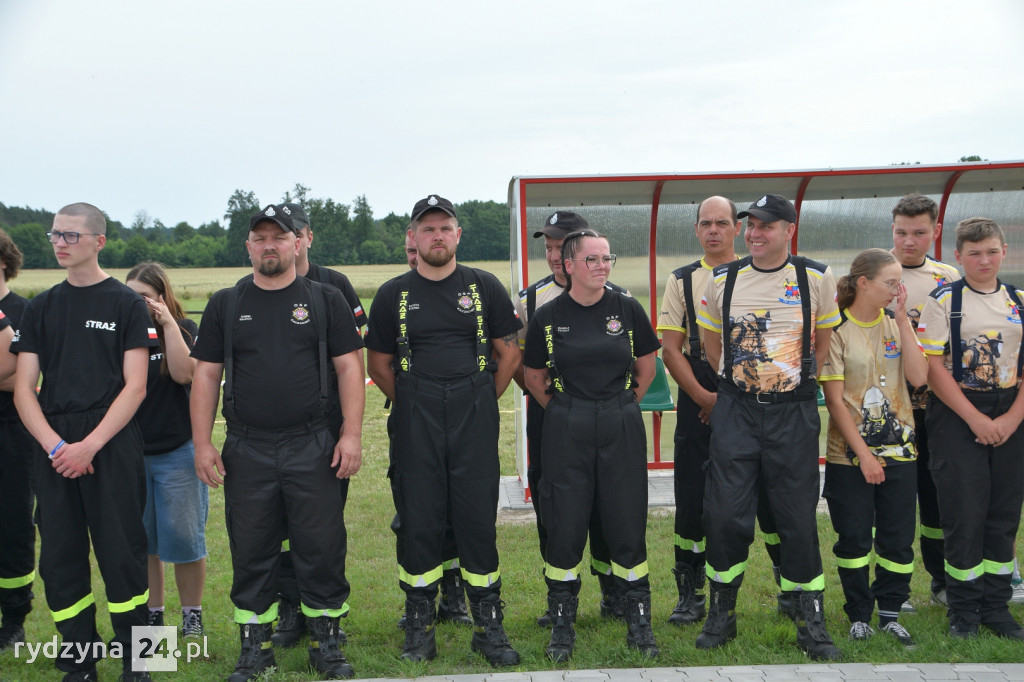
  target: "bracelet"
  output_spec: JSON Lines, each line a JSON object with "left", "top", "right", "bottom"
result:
{"left": 48, "top": 439, "right": 65, "bottom": 459}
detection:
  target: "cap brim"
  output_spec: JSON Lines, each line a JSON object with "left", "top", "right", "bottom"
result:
{"left": 737, "top": 208, "right": 791, "bottom": 223}
{"left": 251, "top": 217, "right": 294, "bottom": 232}
{"left": 533, "top": 225, "right": 572, "bottom": 239}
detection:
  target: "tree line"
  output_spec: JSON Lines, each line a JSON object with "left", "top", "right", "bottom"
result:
{"left": 0, "top": 184, "right": 511, "bottom": 269}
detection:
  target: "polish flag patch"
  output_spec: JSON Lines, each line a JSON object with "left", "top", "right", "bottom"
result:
{"left": 147, "top": 327, "right": 158, "bottom": 339}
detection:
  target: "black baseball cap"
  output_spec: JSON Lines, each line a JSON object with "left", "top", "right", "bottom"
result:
{"left": 249, "top": 204, "right": 299, "bottom": 233}
{"left": 737, "top": 194, "right": 797, "bottom": 224}
{"left": 280, "top": 202, "right": 310, "bottom": 231}
{"left": 411, "top": 195, "right": 457, "bottom": 222}
{"left": 533, "top": 211, "right": 589, "bottom": 239}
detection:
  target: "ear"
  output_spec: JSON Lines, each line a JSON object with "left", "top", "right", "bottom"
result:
{"left": 934, "top": 222, "right": 942, "bottom": 242}
{"left": 954, "top": 249, "right": 963, "bottom": 265}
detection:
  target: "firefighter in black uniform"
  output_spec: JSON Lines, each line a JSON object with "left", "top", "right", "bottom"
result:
{"left": 366, "top": 195, "right": 522, "bottom": 666}
{"left": 524, "top": 229, "right": 661, "bottom": 661}
{"left": 12, "top": 203, "right": 152, "bottom": 681}
{"left": 694, "top": 194, "right": 842, "bottom": 660}
{"left": 191, "top": 204, "right": 365, "bottom": 681}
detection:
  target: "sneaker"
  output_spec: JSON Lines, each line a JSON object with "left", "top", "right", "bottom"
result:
{"left": 982, "top": 619, "right": 1024, "bottom": 640}
{"left": 881, "top": 621, "right": 916, "bottom": 648}
{"left": 147, "top": 609, "right": 164, "bottom": 627}
{"left": 181, "top": 609, "right": 204, "bottom": 638}
{"left": 1011, "top": 582, "right": 1024, "bottom": 605}
{"left": 849, "top": 621, "right": 874, "bottom": 640}
{"left": 900, "top": 600, "right": 916, "bottom": 613}
{"left": 931, "top": 588, "right": 948, "bottom": 606}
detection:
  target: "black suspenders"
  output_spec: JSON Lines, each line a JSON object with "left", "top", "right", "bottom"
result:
{"left": 949, "top": 279, "right": 1024, "bottom": 383}
{"left": 679, "top": 260, "right": 702, "bottom": 358}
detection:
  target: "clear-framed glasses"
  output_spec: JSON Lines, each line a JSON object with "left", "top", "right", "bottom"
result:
{"left": 875, "top": 278, "right": 902, "bottom": 293}
{"left": 569, "top": 254, "right": 617, "bottom": 270}
{"left": 46, "top": 230, "right": 99, "bottom": 244}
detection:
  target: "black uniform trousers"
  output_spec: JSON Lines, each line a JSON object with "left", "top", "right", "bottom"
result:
{"left": 391, "top": 371, "right": 502, "bottom": 602}
{"left": 527, "top": 395, "right": 613, "bottom": 583}
{"left": 0, "top": 418, "right": 36, "bottom": 615}
{"left": 926, "top": 389, "right": 1024, "bottom": 625}
{"left": 36, "top": 410, "right": 148, "bottom": 674}
{"left": 539, "top": 391, "right": 650, "bottom": 597}
{"left": 704, "top": 388, "right": 825, "bottom": 590}
{"left": 823, "top": 461, "right": 917, "bottom": 623}
{"left": 913, "top": 406, "right": 945, "bottom": 593}
{"left": 223, "top": 419, "right": 349, "bottom": 623}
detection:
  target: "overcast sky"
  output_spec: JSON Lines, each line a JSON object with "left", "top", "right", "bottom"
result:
{"left": 1, "top": 0, "right": 1021, "bottom": 229}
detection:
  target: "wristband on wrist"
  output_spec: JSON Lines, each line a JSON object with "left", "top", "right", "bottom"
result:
{"left": 49, "top": 439, "right": 65, "bottom": 459}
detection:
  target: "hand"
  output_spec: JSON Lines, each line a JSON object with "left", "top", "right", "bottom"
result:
{"left": 992, "top": 412, "right": 1023, "bottom": 446}
{"left": 143, "top": 294, "right": 175, "bottom": 329}
{"left": 51, "top": 440, "right": 97, "bottom": 478}
{"left": 968, "top": 414, "right": 1004, "bottom": 446}
{"left": 194, "top": 442, "right": 225, "bottom": 488}
{"left": 332, "top": 432, "right": 362, "bottom": 479}
{"left": 892, "top": 282, "right": 909, "bottom": 320}
{"left": 858, "top": 453, "right": 885, "bottom": 485}
{"left": 695, "top": 390, "right": 717, "bottom": 425}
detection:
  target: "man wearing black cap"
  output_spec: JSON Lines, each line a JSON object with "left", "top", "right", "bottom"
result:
{"left": 694, "top": 194, "right": 843, "bottom": 660}
{"left": 512, "top": 210, "right": 629, "bottom": 625}
{"left": 366, "top": 195, "right": 523, "bottom": 666}
{"left": 191, "top": 204, "right": 365, "bottom": 681}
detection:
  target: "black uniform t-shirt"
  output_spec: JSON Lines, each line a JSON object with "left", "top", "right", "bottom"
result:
{"left": 135, "top": 318, "right": 198, "bottom": 455}
{"left": 191, "top": 277, "right": 363, "bottom": 430}
{"left": 307, "top": 263, "right": 367, "bottom": 331}
{"left": 524, "top": 289, "right": 661, "bottom": 400}
{"left": 12, "top": 278, "right": 152, "bottom": 414}
{"left": 0, "top": 291, "right": 26, "bottom": 419}
{"left": 365, "top": 265, "right": 522, "bottom": 381}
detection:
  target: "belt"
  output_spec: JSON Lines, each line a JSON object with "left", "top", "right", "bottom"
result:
{"left": 549, "top": 390, "right": 636, "bottom": 411}
{"left": 718, "top": 380, "right": 817, "bottom": 404}
{"left": 227, "top": 417, "right": 328, "bottom": 441}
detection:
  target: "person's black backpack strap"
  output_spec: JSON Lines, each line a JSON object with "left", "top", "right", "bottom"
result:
{"left": 464, "top": 267, "right": 494, "bottom": 373}
{"left": 949, "top": 279, "right": 967, "bottom": 384}
{"left": 720, "top": 257, "right": 748, "bottom": 386}
{"left": 222, "top": 284, "right": 239, "bottom": 422}
{"left": 790, "top": 255, "right": 813, "bottom": 387}
{"left": 309, "top": 280, "right": 329, "bottom": 416}
{"left": 527, "top": 285, "right": 537, "bottom": 320}
{"left": 1002, "top": 281, "right": 1024, "bottom": 381}
{"left": 678, "top": 259, "right": 704, "bottom": 358}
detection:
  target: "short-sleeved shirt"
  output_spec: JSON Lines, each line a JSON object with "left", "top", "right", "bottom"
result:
{"left": 307, "top": 263, "right": 367, "bottom": 331}
{"left": 514, "top": 274, "right": 629, "bottom": 347}
{"left": 697, "top": 256, "right": 841, "bottom": 393}
{"left": 657, "top": 257, "right": 717, "bottom": 361}
{"left": 135, "top": 319, "right": 198, "bottom": 455}
{"left": 0, "top": 291, "right": 27, "bottom": 419}
{"left": 365, "top": 265, "right": 523, "bottom": 381}
{"left": 191, "top": 277, "right": 363, "bottom": 429}
{"left": 12, "top": 278, "right": 152, "bottom": 414}
{"left": 918, "top": 281, "right": 1024, "bottom": 391}
{"left": 524, "top": 289, "right": 661, "bottom": 401}
{"left": 820, "top": 310, "right": 921, "bottom": 467}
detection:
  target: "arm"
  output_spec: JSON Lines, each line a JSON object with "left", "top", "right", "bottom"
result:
{"left": 50, "top": 347, "right": 149, "bottom": 478}
{"left": 366, "top": 349, "right": 396, "bottom": 402}
{"left": 926, "top": 354, "right": 1002, "bottom": 446}
{"left": 147, "top": 296, "right": 196, "bottom": 384}
{"left": 512, "top": 356, "right": 526, "bottom": 392}
{"left": 492, "top": 332, "right": 522, "bottom": 398}
{"left": 893, "top": 283, "right": 928, "bottom": 387}
{"left": 331, "top": 351, "right": 365, "bottom": 479}
{"left": 190, "top": 360, "right": 226, "bottom": 487}
{"left": 524, "top": 366, "right": 551, "bottom": 409}
{"left": 662, "top": 329, "right": 716, "bottom": 420}
{"left": 631, "top": 351, "right": 657, "bottom": 403}
{"left": 814, "top": 328, "right": 833, "bottom": 379}
{"left": 703, "top": 332, "right": 722, "bottom": 375}
{"left": 0, "top": 326, "right": 14, "bottom": 383}
{"left": 13, "top": 352, "right": 62, "bottom": 458}
{"left": 822, "top": 380, "right": 884, "bottom": 484}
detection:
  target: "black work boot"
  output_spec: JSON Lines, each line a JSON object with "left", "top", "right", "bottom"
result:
{"left": 307, "top": 615, "right": 354, "bottom": 678}
{"left": 228, "top": 623, "right": 275, "bottom": 682}
{"left": 470, "top": 594, "right": 520, "bottom": 666}
{"left": 668, "top": 563, "right": 706, "bottom": 626}
{"left": 400, "top": 599, "right": 437, "bottom": 662}
{"left": 0, "top": 588, "right": 32, "bottom": 650}
{"left": 795, "top": 591, "right": 841, "bottom": 661}
{"left": 623, "top": 590, "right": 659, "bottom": 658}
{"left": 271, "top": 597, "right": 306, "bottom": 647}
{"left": 545, "top": 593, "right": 578, "bottom": 662}
{"left": 437, "top": 569, "right": 472, "bottom": 626}
{"left": 772, "top": 567, "right": 798, "bottom": 621}
{"left": 695, "top": 584, "right": 738, "bottom": 649}
{"left": 597, "top": 572, "right": 625, "bottom": 621}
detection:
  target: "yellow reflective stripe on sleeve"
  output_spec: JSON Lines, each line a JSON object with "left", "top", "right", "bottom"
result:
{"left": 590, "top": 558, "right": 611, "bottom": 576}
{"left": 442, "top": 558, "right": 461, "bottom": 571}
{"left": 611, "top": 560, "right": 649, "bottom": 582}
{"left": 461, "top": 568, "right": 500, "bottom": 588}
{"left": 818, "top": 374, "right": 843, "bottom": 382}
{"left": 108, "top": 589, "right": 149, "bottom": 614}
{"left": 656, "top": 324, "right": 687, "bottom": 334}
{"left": 919, "top": 338, "right": 946, "bottom": 354}
{"left": 876, "top": 556, "right": 914, "bottom": 574}
{"left": 835, "top": 555, "right": 871, "bottom": 570}
{"left": 399, "top": 564, "right": 443, "bottom": 589}
{"left": 983, "top": 558, "right": 1014, "bottom": 576}
{"left": 781, "top": 574, "right": 826, "bottom": 591}
{"left": 761, "top": 531, "right": 780, "bottom": 546}
{"left": 674, "top": 534, "right": 706, "bottom": 553}
{"left": 0, "top": 570, "right": 35, "bottom": 589}
{"left": 51, "top": 593, "right": 95, "bottom": 623}
{"left": 301, "top": 601, "right": 349, "bottom": 618}
{"left": 234, "top": 601, "right": 279, "bottom": 624}
{"left": 545, "top": 559, "right": 585, "bottom": 582}
{"left": 920, "top": 525, "right": 943, "bottom": 540}
{"left": 817, "top": 311, "right": 842, "bottom": 328}
{"left": 281, "top": 539, "right": 290, "bottom": 552}
{"left": 945, "top": 559, "right": 984, "bottom": 582}
{"left": 707, "top": 560, "right": 747, "bottom": 585}
{"left": 696, "top": 311, "right": 721, "bottom": 332}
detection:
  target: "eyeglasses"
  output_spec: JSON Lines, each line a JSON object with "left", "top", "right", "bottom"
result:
{"left": 874, "top": 278, "right": 902, "bottom": 293}
{"left": 568, "top": 254, "right": 617, "bottom": 270}
{"left": 46, "top": 230, "right": 100, "bottom": 244}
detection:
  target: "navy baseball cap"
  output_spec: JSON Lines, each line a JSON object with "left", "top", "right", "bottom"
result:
{"left": 737, "top": 194, "right": 797, "bottom": 224}
{"left": 249, "top": 204, "right": 299, "bottom": 233}
{"left": 411, "top": 195, "right": 457, "bottom": 222}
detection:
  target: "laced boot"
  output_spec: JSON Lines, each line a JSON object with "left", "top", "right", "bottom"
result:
{"left": 437, "top": 569, "right": 472, "bottom": 625}
{"left": 668, "top": 563, "right": 706, "bottom": 625}
{"left": 795, "top": 591, "right": 841, "bottom": 661}
{"left": 307, "top": 616, "right": 354, "bottom": 679}
{"left": 270, "top": 597, "right": 306, "bottom": 647}
{"left": 545, "top": 593, "right": 578, "bottom": 662}
{"left": 695, "top": 584, "right": 738, "bottom": 649}
{"left": 400, "top": 599, "right": 437, "bottom": 662}
{"left": 597, "top": 572, "right": 624, "bottom": 620}
{"left": 228, "top": 623, "right": 275, "bottom": 682}
{"left": 623, "top": 590, "right": 659, "bottom": 657}
{"left": 470, "top": 594, "right": 520, "bottom": 666}
{"left": 0, "top": 588, "right": 32, "bottom": 650}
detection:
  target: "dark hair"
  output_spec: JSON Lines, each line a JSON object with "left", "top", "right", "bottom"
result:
{"left": 0, "top": 228, "right": 23, "bottom": 281}
{"left": 891, "top": 194, "right": 938, "bottom": 223}
{"left": 126, "top": 261, "right": 190, "bottom": 376}
{"left": 56, "top": 202, "right": 107, "bottom": 235}
{"left": 836, "top": 248, "right": 898, "bottom": 309}
{"left": 956, "top": 217, "right": 1005, "bottom": 252}
{"left": 560, "top": 229, "right": 606, "bottom": 291}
